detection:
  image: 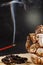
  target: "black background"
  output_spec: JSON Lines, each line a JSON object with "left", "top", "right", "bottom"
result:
{"left": 0, "top": 0, "right": 43, "bottom": 55}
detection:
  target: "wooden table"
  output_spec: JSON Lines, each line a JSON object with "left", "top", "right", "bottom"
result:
{"left": 0, "top": 53, "right": 41, "bottom": 65}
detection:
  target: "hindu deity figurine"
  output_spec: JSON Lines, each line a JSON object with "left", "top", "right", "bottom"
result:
{"left": 25, "top": 25, "right": 43, "bottom": 64}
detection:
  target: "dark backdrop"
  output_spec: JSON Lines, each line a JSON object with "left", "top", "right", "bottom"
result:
{"left": 0, "top": 0, "right": 12, "bottom": 4}
{"left": 0, "top": 0, "right": 43, "bottom": 55}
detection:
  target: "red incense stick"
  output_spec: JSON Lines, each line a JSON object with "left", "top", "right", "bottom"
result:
{"left": 0, "top": 44, "right": 15, "bottom": 51}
